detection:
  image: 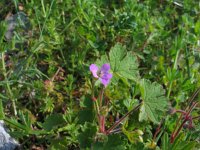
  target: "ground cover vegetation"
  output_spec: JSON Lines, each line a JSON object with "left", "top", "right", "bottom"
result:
{"left": 0, "top": 0, "right": 200, "bottom": 149}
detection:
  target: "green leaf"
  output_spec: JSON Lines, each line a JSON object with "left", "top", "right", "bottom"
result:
{"left": 0, "top": 22, "right": 7, "bottom": 45}
{"left": 161, "top": 132, "right": 170, "bottom": 150}
{"left": 18, "top": 111, "right": 32, "bottom": 131}
{"left": 177, "top": 142, "right": 197, "bottom": 150}
{"left": 78, "top": 96, "right": 95, "bottom": 124}
{"left": 109, "top": 43, "right": 126, "bottom": 72}
{"left": 122, "top": 128, "right": 143, "bottom": 144}
{"left": 139, "top": 79, "right": 168, "bottom": 124}
{"left": 4, "top": 117, "right": 28, "bottom": 130}
{"left": 42, "top": 113, "right": 66, "bottom": 131}
{"left": 0, "top": 93, "right": 9, "bottom": 100}
{"left": 109, "top": 43, "right": 139, "bottom": 81}
{"left": 117, "top": 52, "right": 139, "bottom": 80}
{"left": 50, "top": 137, "right": 70, "bottom": 150}
{"left": 78, "top": 122, "right": 97, "bottom": 149}
{"left": 0, "top": 100, "right": 4, "bottom": 119}
{"left": 195, "top": 21, "right": 200, "bottom": 34}
{"left": 92, "top": 134, "right": 126, "bottom": 150}
{"left": 171, "top": 133, "right": 197, "bottom": 150}
{"left": 129, "top": 142, "right": 145, "bottom": 150}
{"left": 123, "top": 111, "right": 146, "bottom": 131}
{"left": 96, "top": 55, "right": 109, "bottom": 67}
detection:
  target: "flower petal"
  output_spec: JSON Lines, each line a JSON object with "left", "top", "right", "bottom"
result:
{"left": 100, "top": 78, "right": 110, "bottom": 87}
{"left": 100, "top": 73, "right": 112, "bottom": 87}
{"left": 89, "top": 64, "right": 99, "bottom": 78}
{"left": 102, "top": 73, "right": 113, "bottom": 80}
{"left": 100, "top": 63, "right": 110, "bottom": 73}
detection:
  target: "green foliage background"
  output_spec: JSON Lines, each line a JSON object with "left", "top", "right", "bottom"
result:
{"left": 0, "top": 0, "right": 200, "bottom": 149}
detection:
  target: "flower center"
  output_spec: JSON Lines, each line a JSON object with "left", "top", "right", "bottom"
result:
{"left": 97, "top": 70, "right": 103, "bottom": 78}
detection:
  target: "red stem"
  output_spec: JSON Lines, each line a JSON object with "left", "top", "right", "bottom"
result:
{"left": 175, "top": 110, "right": 187, "bottom": 114}
{"left": 106, "top": 103, "right": 141, "bottom": 135}
{"left": 99, "top": 115, "right": 105, "bottom": 133}
{"left": 153, "top": 120, "right": 163, "bottom": 141}
{"left": 170, "top": 88, "right": 199, "bottom": 143}
{"left": 187, "top": 87, "right": 200, "bottom": 107}
{"left": 170, "top": 119, "right": 187, "bottom": 143}
{"left": 171, "top": 113, "right": 183, "bottom": 139}
{"left": 170, "top": 102, "right": 198, "bottom": 143}
{"left": 187, "top": 102, "right": 198, "bottom": 115}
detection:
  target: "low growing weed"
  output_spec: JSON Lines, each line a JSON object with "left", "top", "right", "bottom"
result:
{"left": 0, "top": 0, "right": 199, "bottom": 149}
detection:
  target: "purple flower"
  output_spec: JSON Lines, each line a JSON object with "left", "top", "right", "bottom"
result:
{"left": 90, "top": 63, "right": 112, "bottom": 87}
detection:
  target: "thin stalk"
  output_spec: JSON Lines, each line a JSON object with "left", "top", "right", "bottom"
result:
{"left": 51, "top": 67, "right": 62, "bottom": 81}
{"left": 185, "top": 47, "right": 191, "bottom": 78}
{"left": 175, "top": 110, "right": 187, "bottom": 114}
{"left": 94, "top": 100, "right": 100, "bottom": 115}
{"left": 91, "top": 79, "right": 95, "bottom": 98}
{"left": 91, "top": 79, "right": 99, "bottom": 114}
{"left": 167, "top": 48, "right": 180, "bottom": 98}
{"left": 171, "top": 113, "right": 182, "bottom": 138}
{"left": 186, "top": 87, "right": 200, "bottom": 109}
{"left": 13, "top": 0, "right": 19, "bottom": 12}
{"left": 173, "top": 48, "right": 180, "bottom": 70}
{"left": 153, "top": 120, "right": 163, "bottom": 141}
{"left": 4, "top": 117, "right": 26, "bottom": 130}
{"left": 171, "top": 89, "right": 200, "bottom": 141}
{"left": 1, "top": 53, "right": 17, "bottom": 115}
{"left": 59, "top": 49, "right": 67, "bottom": 67}
{"left": 91, "top": 79, "right": 102, "bottom": 132}
{"left": 109, "top": 128, "right": 122, "bottom": 134}
{"left": 186, "top": 102, "right": 198, "bottom": 115}
{"left": 99, "top": 115, "right": 105, "bottom": 133}
{"left": 93, "top": 97, "right": 101, "bottom": 133}
{"left": 98, "top": 87, "right": 105, "bottom": 133}
{"left": 39, "top": 0, "right": 55, "bottom": 40}
{"left": 106, "top": 103, "right": 141, "bottom": 134}
{"left": 171, "top": 119, "right": 187, "bottom": 143}
{"left": 41, "top": 0, "right": 46, "bottom": 17}
{"left": 167, "top": 82, "right": 172, "bottom": 98}
{"left": 99, "top": 87, "right": 104, "bottom": 108}
{"left": 171, "top": 102, "right": 198, "bottom": 143}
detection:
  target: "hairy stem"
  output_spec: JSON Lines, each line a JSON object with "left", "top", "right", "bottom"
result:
{"left": 106, "top": 103, "right": 141, "bottom": 135}
{"left": 99, "top": 115, "right": 105, "bottom": 133}
{"left": 98, "top": 87, "right": 105, "bottom": 133}
{"left": 99, "top": 87, "right": 104, "bottom": 108}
